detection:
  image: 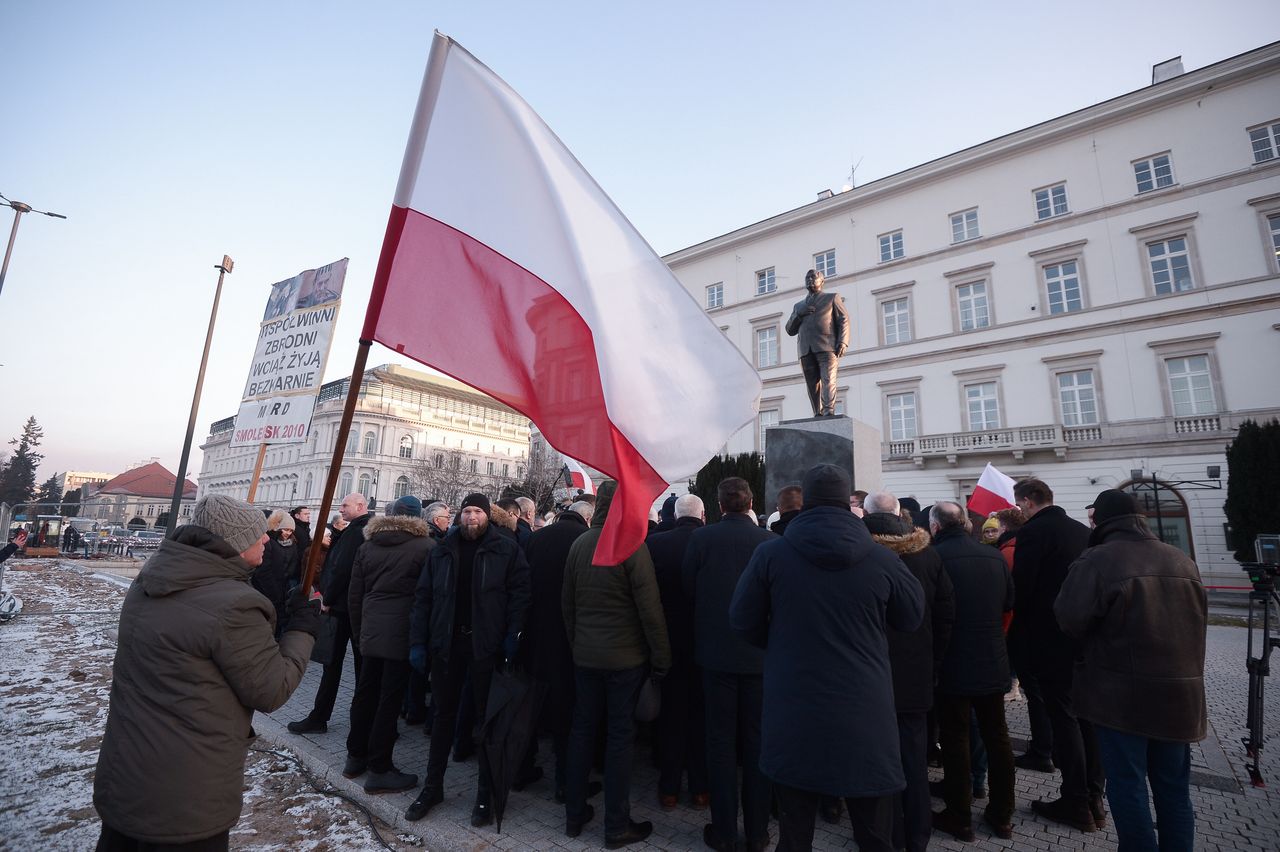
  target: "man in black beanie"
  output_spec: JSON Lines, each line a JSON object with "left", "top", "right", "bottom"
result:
{"left": 730, "top": 464, "right": 924, "bottom": 852}
{"left": 1055, "top": 489, "right": 1207, "bottom": 852}
{"left": 405, "top": 492, "right": 531, "bottom": 828}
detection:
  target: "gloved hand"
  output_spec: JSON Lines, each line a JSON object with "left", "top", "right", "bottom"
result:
{"left": 285, "top": 588, "right": 322, "bottom": 637}
{"left": 409, "top": 644, "right": 428, "bottom": 674}
{"left": 502, "top": 632, "right": 521, "bottom": 663}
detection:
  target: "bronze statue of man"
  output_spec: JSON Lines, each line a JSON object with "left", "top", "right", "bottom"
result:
{"left": 785, "top": 269, "right": 849, "bottom": 416}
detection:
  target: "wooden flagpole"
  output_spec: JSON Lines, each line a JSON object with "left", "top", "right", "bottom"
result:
{"left": 245, "top": 443, "right": 268, "bottom": 503}
{"left": 299, "top": 339, "right": 372, "bottom": 597}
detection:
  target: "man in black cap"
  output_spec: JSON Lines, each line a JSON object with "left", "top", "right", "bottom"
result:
{"left": 1055, "top": 489, "right": 1207, "bottom": 852}
{"left": 730, "top": 464, "right": 924, "bottom": 852}
{"left": 404, "top": 493, "right": 531, "bottom": 827}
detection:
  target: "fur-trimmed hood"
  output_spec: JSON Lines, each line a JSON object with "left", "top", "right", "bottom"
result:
{"left": 363, "top": 515, "right": 430, "bottom": 539}
{"left": 490, "top": 504, "right": 518, "bottom": 532}
{"left": 863, "top": 511, "right": 932, "bottom": 556}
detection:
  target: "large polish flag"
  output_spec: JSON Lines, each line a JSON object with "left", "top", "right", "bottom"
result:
{"left": 362, "top": 33, "right": 761, "bottom": 564}
{"left": 967, "top": 463, "right": 1018, "bottom": 516}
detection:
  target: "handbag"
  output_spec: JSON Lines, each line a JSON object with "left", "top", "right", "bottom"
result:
{"left": 634, "top": 676, "right": 661, "bottom": 723}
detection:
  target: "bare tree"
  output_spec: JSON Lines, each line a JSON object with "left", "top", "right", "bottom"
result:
{"left": 503, "top": 442, "right": 571, "bottom": 512}
{"left": 407, "top": 448, "right": 518, "bottom": 508}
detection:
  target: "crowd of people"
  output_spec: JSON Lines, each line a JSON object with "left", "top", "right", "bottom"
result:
{"left": 90, "top": 465, "right": 1210, "bottom": 852}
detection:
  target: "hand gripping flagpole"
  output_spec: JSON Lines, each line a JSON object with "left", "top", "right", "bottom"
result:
{"left": 299, "top": 34, "right": 454, "bottom": 597}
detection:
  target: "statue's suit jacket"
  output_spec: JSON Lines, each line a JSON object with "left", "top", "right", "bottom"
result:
{"left": 785, "top": 291, "right": 850, "bottom": 355}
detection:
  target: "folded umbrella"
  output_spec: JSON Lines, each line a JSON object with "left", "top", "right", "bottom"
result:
{"left": 481, "top": 663, "right": 548, "bottom": 832}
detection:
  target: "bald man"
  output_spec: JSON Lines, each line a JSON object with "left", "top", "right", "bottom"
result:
{"left": 289, "top": 492, "right": 373, "bottom": 734}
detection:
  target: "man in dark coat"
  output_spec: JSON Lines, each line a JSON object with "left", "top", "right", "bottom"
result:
{"left": 646, "top": 493, "right": 709, "bottom": 812}
{"left": 289, "top": 505, "right": 312, "bottom": 555}
{"left": 730, "top": 464, "right": 924, "bottom": 852}
{"left": 404, "top": 493, "right": 531, "bottom": 826}
{"left": 562, "top": 480, "right": 670, "bottom": 848}
{"left": 288, "top": 492, "right": 372, "bottom": 734}
{"left": 1055, "top": 489, "right": 1207, "bottom": 852}
{"left": 864, "top": 492, "right": 954, "bottom": 852}
{"left": 769, "top": 484, "right": 802, "bottom": 535}
{"left": 345, "top": 495, "right": 434, "bottom": 794}
{"left": 521, "top": 500, "right": 593, "bottom": 801}
{"left": 684, "top": 478, "right": 777, "bottom": 852}
{"left": 927, "top": 501, "right": 1016, "bottom": 842}
{"left": 1011, "top": 478, "right": 1104, "bottom": 832}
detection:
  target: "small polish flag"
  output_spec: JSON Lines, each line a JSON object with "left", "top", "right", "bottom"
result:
{"left": 563, "top": 456, "right": 595, "bottom": 496}
{"left": 967, "top": 463, "right": 1017, "bottom": 516}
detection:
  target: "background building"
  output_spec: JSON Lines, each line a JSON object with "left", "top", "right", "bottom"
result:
{"left": 81, "top": 462, "right": 197, "bottom": 528}
{"left": 198, "top": 364, "right": 533, "bottom": 515}
{"left": 58, "top": 471, "right": 112, "bottom": 498}
{"left": 664, "top": 45, "right": 1280, "bottom": 590}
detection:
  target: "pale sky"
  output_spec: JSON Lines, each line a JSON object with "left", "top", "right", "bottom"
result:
{"left": 2, "top": 1, "right": 1276, "bottom": 484}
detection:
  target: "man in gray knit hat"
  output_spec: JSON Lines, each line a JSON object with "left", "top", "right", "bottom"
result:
{"left": 94, "top": 494, "right": 322, "bottom": 850}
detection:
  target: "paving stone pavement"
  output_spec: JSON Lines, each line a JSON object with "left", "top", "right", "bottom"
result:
{"left": 260, "top": 625, "right": 1280, "bottom": 851}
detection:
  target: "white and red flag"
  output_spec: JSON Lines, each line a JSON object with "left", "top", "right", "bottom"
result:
{"left": 967, "top": 463, "right": 1018, "bottom": 516}
{"left": 562, "top": 456, "right": 596, "bottom": 496}
{"left": 362, "top": 33, "right": 760, "bottom": 564}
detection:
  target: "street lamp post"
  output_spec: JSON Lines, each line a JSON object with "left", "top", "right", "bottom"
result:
{"left": 0, "top": 194, "right": 67, "bottom": 298}
{"left": 166, "top": 256, "right": 234, "bottom": 537}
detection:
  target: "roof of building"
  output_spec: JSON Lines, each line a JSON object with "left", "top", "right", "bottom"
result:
{"left": 94, "top": 462, "right": 197, "bottom": 499}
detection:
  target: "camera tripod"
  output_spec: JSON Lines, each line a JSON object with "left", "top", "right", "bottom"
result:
{"left": 1244, "top": 566, "right": 1280, "bottom": 787}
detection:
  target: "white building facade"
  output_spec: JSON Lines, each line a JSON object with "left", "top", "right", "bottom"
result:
{"left": 665, "top": 45, "right": 1280, "bottom": 589}
{"left": 198, "top": 365, "right": 532, "bottom": 513}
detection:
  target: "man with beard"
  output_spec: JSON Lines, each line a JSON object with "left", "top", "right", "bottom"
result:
{"left": 404, "top": 494, "right": 531, "bottom": 827}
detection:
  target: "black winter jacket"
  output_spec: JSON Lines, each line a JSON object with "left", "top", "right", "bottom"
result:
{"left": 251, "top": 533, "right": 297, "bottom": 629}
{"left": 646, "top": 516, "right": 704, "bottom": 672}
{"left": 320, "top": 513, "right": 371, "bottom": 614}
{"left": 524, "top": 510, "right": 590, "bottom": 733}
{"left": 1054, "top": 515, "right": 1207, "bottom": 742}
{"left": 410, "top": 523, "right": 530, "bottom": 666}
{"left": 683, "top": 513, "right": 775, "bottom": 674}
{"left": 1010, "top": 505, "right": 1089, "bottom": 680}
{"left": 729, "top": 506, "right": 923, "bottom": 797}
{"left": 865, "top": 513, "right": 954, "bottom": 712}
{"left": 349, "top": 515, "right": 435, "bottom": 660}
{"left": 932, "top": 527, "right": 1014, "bottom": 696}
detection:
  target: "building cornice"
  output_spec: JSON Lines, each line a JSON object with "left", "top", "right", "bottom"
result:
{"left": 665, "top": 42, "right": 1280, "bottom": 266}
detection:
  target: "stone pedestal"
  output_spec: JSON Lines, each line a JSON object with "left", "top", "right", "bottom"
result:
{"left": 763, "top": 416, "right": 883, "bottom": 514}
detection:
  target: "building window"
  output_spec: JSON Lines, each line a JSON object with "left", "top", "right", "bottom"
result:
{"left": 433, "top": 452, "right": 444, "bottom": 469}
{"left": 1166, "top": 355, "right": 1216, "bottom": 415}
{"left": 813, "top": 249, "right": 836, "bottom": 278}
{"left": 965, "top": 382, "right": 1000, "bottom": 431}
{"left": 399, "top": 435, "right": 413, "bottom": 458}
{"left": 470, "top": 459, "right": 478, "bottom": 473}
{"left": 503, "top": 463, "right": 509, "bottom": 478}
{"left": 1034, "top": 183, "right": 1069, "bottom": 220}
{"left": 1043, "top": 260, "right": 1083, "bottom": 314}
{"left": 881, "top": 297, "right": 911, "bottom": 344}
{"left": 393, "top": 476, "right": 410, "bottom": 499}
{"left": 758, "top": 408, "right": 780, "bottom": 451}
{"left": 955, "top": 281, "right": 990, "bottom": 331}
{"left": 1133, "top": 153, "right": 1175, "bottom": 193}
{"left": 1147, "top": 236, "right": 1195, "bottom": 294}
{"left": 357, "top": 474, "right": 372, "bottom": 497}
{"left": 1249, "top": 119, "right": 1280, "bottom": 163}
{"left": 950, "top": 209, "right": 979, "bottom": 243}
{"left": 755, "top": 267, "right": 776, "bottom": 296}
{"left": 887, "top": 392, "right": 917, "bottom": 440}
{"left": 878, "top": 230, "right": 904, "bottom": 263}
{"left": 362, "top": 431, "right": 377, "bottom": 455}
{"left": 706, "top": 282, "right": 724, "bottom": 309}
{"left": 304, "top": 473, "right": 313, "bottom": 498}
{"left": 1057, "top": 370, "right": 1099, "bottom": 426}
{"left": 339, "top": 472, "right": 353, "bottom": 495}
{"left": 345, "top": 430, "right": 358, "bottom": 454}
{"left": 755, "top": 326, "right": 779, "bottom": 368}
{"left": 1268, "top": 213, "right": 1280, "bottom": 269}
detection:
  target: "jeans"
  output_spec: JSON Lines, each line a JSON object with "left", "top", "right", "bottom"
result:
{"left": 703, "top": 669, "right": 770, "bottom": 845}
{"left": 346, "top": 655, "right": 411, "bottom": 772}
{"left": 657, "top": 661, "right": 707, "bottom": 798}
{"left": 310, "top": 611, "right": 362, "bottom": 723}
{"left": 566, "top": 665, "right": 646, "bottom": 835}
{"left": 1040, "top": 676, "right": 1105, "bottom": 803}
{"left": 1094, "top": 726, "right": 1194, "bottom": 852}
{"left": 892, "top": 711, "right": 930, "bottom": 852}
{"left": 970, "top": 710, "right": 988, "bottom": 790}
{"left": 936, "top": 691, "right": 1015, "bottom": 825}
{"left": 772, "top": 782, "right": 894, "bottom": 852}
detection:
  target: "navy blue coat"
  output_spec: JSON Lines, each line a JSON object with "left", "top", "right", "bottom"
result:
{"left": 683, "top": 513, "right": 775, "bottom": 674}
{"left": 645, "top": 516, "right": 704, "bottom": 672}
{"left": 729, "top": 506, "right": 924, "bottom": 797}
